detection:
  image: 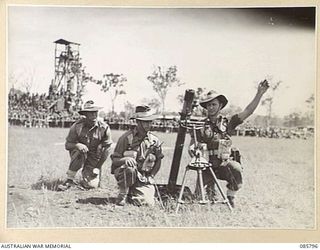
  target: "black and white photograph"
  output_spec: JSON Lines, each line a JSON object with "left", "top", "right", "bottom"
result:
{"left": 6, "top": 4, "right": 316, "bottom": 232}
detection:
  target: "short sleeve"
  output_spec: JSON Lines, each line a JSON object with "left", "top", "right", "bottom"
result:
{"left": 65, "top": 123, "right": 79, "bottom": 144}
{"left": 111, "top": 134, "right": 128, "bottom": 161}
{"left": 227, "top": 114, "right": 243, "bottom": 132}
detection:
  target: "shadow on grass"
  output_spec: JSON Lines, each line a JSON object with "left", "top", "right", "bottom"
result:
{"left": 76, "top": 197, "right": 118, "bottom": 205}
{"left": 31, "top": 177, "right": 64, "bottom": 191}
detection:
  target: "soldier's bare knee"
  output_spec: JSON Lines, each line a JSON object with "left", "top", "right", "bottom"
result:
{"left": 228, "top": 161, "right": 243, "bottom": 172}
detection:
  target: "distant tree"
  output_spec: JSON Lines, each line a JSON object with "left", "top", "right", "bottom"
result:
{"left": 10, "top": 68, "right": 36, "bottom": 93}
{"left": 195, "top": 87, "right": 208, "bottom": 100}
{"left": 177, "top": 87, "right": 208, "bottom": 104}
{"left": 306, "top": 94, "right": 314, "bottom": 109}
{"left": 177, "top": 94, "right": 184, "bottom": 105}
{"left": 221, "top": 104, "right": 242, "bottom": 117}
{"left": 119, "top": 111, "right": 127, "bottom": 119}
{"left": 192, "top": 87, "right": 208, "bottom": 116}
{"left": 260, "top": 79, "right": 282, "bottom": 127}
{"left": 124, "top": 101, "right": 135, "bottom": 119}
{"left": 142, "top": 98, "right": 161, "bottom": 113}
{"left": 283, "top": 109, "right": 314, "bottom": 128}
{"left": 283, "top": 112, "right": 302, "bottom": 127}
{"left": 147, "top": 65, "right": 184, "bottom": 113}
{"left": 8, "top": 72, "right": 20, "bottom": 90}
{"left": 252, "top": 115, "right": 269, "bottom": 127}
{"left": 21, "top": 68, "right": 36, "bottom": 93}
{"left": 305, "top": 94, "right": 314, "bottom": 125}
{"left": 177, "top": 87, "right": 208, "bottom": 116}
{"left": 74, "top": 68, "right": 92, "bottom": 109}
{"left": 96, "top": 73, "right": 127, "bottom": 115}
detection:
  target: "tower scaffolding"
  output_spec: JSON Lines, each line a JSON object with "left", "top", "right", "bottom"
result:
{"left": 51, "top": 38, "right": 85, "bottom": 110}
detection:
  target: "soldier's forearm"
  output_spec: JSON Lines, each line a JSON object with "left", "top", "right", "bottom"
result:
{"left": 111, "top": 157, "right": 127, "bottom": 167}
{"left": 65, "top": 142, "right": 77, "bottom": 151}
{"left": 238, "top": 92, "right": 264, "bottom": 121}
{"left": 246, "top": 92, "right": 264, "bottom": 113}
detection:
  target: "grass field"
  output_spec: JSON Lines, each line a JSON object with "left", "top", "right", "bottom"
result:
{"left": 7, "top": 126, "right": 315, "bottom": 228}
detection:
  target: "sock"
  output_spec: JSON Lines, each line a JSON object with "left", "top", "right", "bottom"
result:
{"left": 66, "top": 170, "right": 77, "bottom": 180}
{"left": 227, "top": 189, "right": 236, "bottom": 198}
{"left": 119, "top": 187, "right": 129, "bottom": 197}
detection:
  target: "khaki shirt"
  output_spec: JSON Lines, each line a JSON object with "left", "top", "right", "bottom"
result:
{"left": 111, "top": 127, "right": 163, "bottom": 174}
{"left": 65, "top": 117, "right": 112, "bottom": 154}
{"left": 191, "top": 115, "right": 243, "bottom": 162}
{"left": 194, "top": 114, "right": 243, "bottom": 145}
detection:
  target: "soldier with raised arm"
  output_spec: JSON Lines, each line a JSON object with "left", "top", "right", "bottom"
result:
{"left": 190, "top": 80, "right": 269, "bottom": 207}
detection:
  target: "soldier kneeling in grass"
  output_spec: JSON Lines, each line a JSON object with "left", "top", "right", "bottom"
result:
{"left": 190, "top": 80, "right": 269, "bottom": 208}
{"left": 111, "top": 105, "right": 163, "bottom": 206}
{"left": 57, "top": 100, "right": 112, "bottom": 191}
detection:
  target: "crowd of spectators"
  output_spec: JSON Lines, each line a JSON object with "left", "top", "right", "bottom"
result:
{"left": 8, "top": 88, "right": 313, "bottom": 140}
{"left": 235, "top": 124, "right": 314, "bottom": 139}
{"left": 8, "top": 88, "right": 80, "bottom": 128}
{"left": 105, "top": 116, "right": 179, "bottom": 132}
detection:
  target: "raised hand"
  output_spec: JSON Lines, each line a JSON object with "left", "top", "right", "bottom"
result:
{"left": 257, "top": 79, "right": 270, "bottom": 95}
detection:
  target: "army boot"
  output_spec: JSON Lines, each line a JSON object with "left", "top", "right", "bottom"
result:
{"left": 57, "top": 179, "right": 77, "bottom": 191}
{"left": 116, "top": 187, "right": 129, "bottom": 206}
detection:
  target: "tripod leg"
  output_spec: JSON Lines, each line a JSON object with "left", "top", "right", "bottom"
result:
{"left": 154, "top": 182, "right": 165, "bottom": 210}
{"left": 198, "top": 169, "right": 208, "bottom": 204}
{"left": 208, "top": 167, "right": 233, "bottom": 211}
{"left": 175, "top": 167, "right": 189, "bottom": 214}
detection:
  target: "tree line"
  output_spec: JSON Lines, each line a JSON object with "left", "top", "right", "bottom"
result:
{"left": 9, "top": 66, "right": 314, "bottom": 128}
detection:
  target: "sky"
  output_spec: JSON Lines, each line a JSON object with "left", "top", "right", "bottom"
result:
{"left": 8, "top": 6, "right": 316, "bottom": 117}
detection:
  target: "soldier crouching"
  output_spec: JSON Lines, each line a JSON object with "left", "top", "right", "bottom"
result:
{"left": 111, "top": 105, "right": 163, "bottom": 206}
{"left": 191, "top": 80, "right": 269, "bottom": 207}
{"left": 57, "top": 100, "right": 112, "bottom": 191}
